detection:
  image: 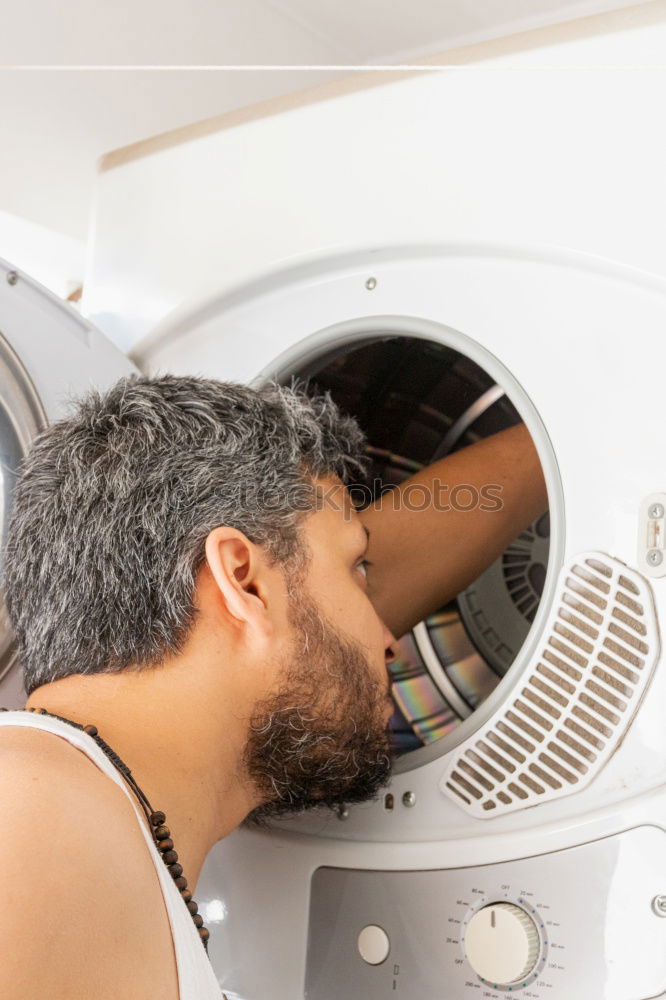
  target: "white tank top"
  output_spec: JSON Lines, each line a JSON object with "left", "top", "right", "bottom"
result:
{"left": 0, "top": 710, "right": 225, "bottom": 1000}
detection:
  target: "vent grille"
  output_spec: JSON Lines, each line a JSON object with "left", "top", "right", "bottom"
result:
{"left": 441, "top": 552, "right": 659, "bottom": 817}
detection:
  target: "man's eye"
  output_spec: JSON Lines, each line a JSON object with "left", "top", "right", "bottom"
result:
{"left": 356, "top": 559, "right": 373, "bottom": 579}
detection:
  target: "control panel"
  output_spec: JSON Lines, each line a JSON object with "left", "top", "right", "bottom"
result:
{"left": 304, "top": 826, "right": 666, "bottom": 999}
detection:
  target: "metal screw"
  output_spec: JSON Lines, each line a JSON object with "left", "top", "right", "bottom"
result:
{"left": 365, "top": 277, "right": 377, "bottom": 291}
{"left": 647, "top": 549, "right": 663, "bottom": 567}
{"left": 6, "top": 271, "right": 18, "bottom": 286}
{"left": 402, "top": 791, "right": 416, "bottom": 808}
{"left": 336, "top": 804, "right": 350, "bottom": 821}
{"left": 652, "top": 895, "right": 666, "bottom": 917}
{"left": 649, "top": 503, "right": 665, "bottom": 519}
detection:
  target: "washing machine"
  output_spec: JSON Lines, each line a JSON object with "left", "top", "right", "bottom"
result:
{"left": 4, "top": 243, "right": 666, "bottom": 999}
{"left": 126, "top": 241, "right": 666, "bottom": 1000}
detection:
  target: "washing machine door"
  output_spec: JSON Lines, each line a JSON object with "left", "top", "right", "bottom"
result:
{"left": 0, "top": 258, "right": 137, "bottom": 705}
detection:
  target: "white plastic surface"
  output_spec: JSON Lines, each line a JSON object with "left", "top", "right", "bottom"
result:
{"left": 0, "top": 258, "right": 136, "bottom": 705}
{"left": 211, "top": 819, "right": 666, "bottom": 1000}
{"left": 441, "top": 550, "right": 660, "bottom": 817}
{"left": 638, "top": 493, "right": 666, "bottom": 578}
{"left": 0, "top": 258, "right": 135, "bottom": 425}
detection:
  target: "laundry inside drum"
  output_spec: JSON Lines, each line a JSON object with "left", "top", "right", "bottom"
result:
{"left": 287, "top": 334, "right": 550, "bottom": 757}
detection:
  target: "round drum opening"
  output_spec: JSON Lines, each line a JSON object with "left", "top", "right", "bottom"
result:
{"left": 284, "top": 333, "right": 551, "bottom": 760}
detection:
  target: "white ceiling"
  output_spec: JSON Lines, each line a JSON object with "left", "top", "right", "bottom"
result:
{"left": 0, "top": 0, "right": 653, "bottom": 247}
{"left": 0, "top": 0, "right": 650, "bottom": 65}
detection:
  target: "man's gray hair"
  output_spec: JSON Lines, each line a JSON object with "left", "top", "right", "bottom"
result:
{"left": 2, "top": 374, "right": 368, "bottom": 695}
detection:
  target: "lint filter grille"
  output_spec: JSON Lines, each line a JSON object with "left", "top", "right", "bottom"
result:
{"left": 441, "top": 552, "right": 660, "bottom": 817}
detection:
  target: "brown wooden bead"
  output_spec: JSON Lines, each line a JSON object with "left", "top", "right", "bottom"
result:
{"left": 174, "top": 876, "right": 188, "bottom": 890}
{"left": 157, "top": 838, "right": 174, "bottom": 852}
{"left": 186, "top": 901, "right": 198, "bottom": 915}
{"left": 192, "top": 914, "right": 204, "bottom": 928}
{"left": 198, "top": 927, "right": 210, "bottom": 943}
{"left": 150, "top": 811, "right": 166, "bottom": 825}
{"left": 168, "top": 863, "right": 183, "bottom": 878}
{"left": 162, "top": 850, "right": 178, "bottom": 865}
{"left": 83, "top": 724, "right": 98, "bottom": 737}
{"left": 155, "top": 826, "right": 171, "bottom": 840}
{"left": 180, "top": 889, "right": 192, "bottom": 903}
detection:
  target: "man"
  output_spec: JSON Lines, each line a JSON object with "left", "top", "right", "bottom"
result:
{"left": 0, "top": 375, "right": 546, "bottom": 998}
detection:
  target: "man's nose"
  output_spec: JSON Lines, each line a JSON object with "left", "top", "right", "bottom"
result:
{"left": 383, "top": 624, "right": 399, "bottom": 665}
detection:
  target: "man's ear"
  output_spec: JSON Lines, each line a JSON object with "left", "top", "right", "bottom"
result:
{"left": 204, "top": 526, "right": 271, "bottom": 633}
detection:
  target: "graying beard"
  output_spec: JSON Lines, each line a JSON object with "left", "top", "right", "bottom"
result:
{"left": 243, "top": 591, "right": 392, "bottom": 822}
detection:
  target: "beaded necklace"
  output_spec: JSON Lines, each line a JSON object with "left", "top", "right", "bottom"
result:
{"left": 0, "top": 705, "right": 211, "bottom": 952}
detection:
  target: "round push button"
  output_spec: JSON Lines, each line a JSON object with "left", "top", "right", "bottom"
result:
{"left": 357, "top": 924, "right": 390, "bottom": 965}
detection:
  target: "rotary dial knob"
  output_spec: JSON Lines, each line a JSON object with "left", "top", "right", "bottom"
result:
{"left": 464, "top": 902, "right": 541, "bottom": 985}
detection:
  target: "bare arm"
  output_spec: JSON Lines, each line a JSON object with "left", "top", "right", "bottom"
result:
{"left": 359, "top": 422, "right": 548, "bottom": 638}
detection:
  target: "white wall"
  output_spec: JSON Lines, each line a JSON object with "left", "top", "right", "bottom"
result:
{"left": 3, "top": 1, "right": 645, "bottom": 246}
{"left": 84, "top": 1, "right": 666, "bottom": 351}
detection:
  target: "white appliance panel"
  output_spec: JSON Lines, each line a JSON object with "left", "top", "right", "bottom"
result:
{"left": 305, "top": 826, "right": 666, "bottom": 1000}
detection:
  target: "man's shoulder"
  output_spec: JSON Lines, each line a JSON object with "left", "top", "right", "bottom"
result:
{"left": 0, "top": 722, "right": 127, "bottom": 840}
{"left": 0, "top": 728, "right": 179, "bottom": 999}
{"left": 0, "top": 723, "right": 136, "bottom": 842}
